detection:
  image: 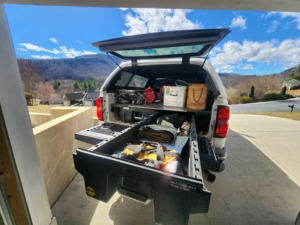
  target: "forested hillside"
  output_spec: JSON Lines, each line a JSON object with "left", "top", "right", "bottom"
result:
{"left": 219, "top": 66, "right": 300, "bottom": 103}
{"left": 17, "top": 53, "right": 299, "bottom": 105}
{"left": 25, "top": 54, "right": 119, "bottom": 81}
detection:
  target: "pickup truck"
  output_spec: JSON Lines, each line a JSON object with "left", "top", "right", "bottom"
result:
{"left": 73, "top": 29, "right": 230, "bottom": 225}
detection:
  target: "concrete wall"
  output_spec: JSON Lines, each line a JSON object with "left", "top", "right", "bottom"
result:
{"left": 29, "top": 112, "right": 51, "bottom": 127}
{"left": 50, "top": 107, "right": 78, "bottom": 119}
{"left": 93, "top": 117, "right": 99, "bottom": 126}
{"left": 33, "top": 107, "right": 93, "bottom": 206}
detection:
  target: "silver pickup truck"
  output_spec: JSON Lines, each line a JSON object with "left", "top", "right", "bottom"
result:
{"left": 73, "top": 29, "right": 230, "bottom": 225}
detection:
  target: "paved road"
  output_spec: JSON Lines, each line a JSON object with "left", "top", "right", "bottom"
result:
{"left": 230, "top": 97, "right": 300, "bottom": 113}
{"left": 52, "top": 115, "right": 300, "bottom": 225}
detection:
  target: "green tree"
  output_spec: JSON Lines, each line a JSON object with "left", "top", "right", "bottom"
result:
{"left": 249, "top": 86, "right": 255, "bottom": 98}
{"left": 73, "top": 82, "right": 79, "bottom": 90}
{"left": 24, "top": 92, "right": 33, "bottom": 106}
{"left": 83, "top": 81, "right": 87, "bottom": 91}
{"left": 281, "top": 86, "right": 287, "bottom": 95}
{"left": 53, "top": 80, "right": 61, "bottom": 91}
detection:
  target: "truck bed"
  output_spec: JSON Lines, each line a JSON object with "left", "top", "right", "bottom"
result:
{"left": 73, "top": 113, "right": 218, "bottom": 225}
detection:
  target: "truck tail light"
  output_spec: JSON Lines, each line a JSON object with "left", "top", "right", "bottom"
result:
{"left": 96, "top": 97, "right": 103, "bottom": 121}
{"left": 215, "top": 106, "right": 230, "bottom": 138}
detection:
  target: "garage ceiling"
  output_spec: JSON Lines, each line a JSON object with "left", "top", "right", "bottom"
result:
{"left": 2, "top": 0, "right": 300, "bottom": 12}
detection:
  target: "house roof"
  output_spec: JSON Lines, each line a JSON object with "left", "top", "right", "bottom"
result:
{"left": 49, "top": 95, "right": 63, "bottom": 104}
{"left": 84, "top": 92, "right": 100, "bottom": 100}
{"left": 286, "top": 79, "right": 300, "bottom": 85}
{"left": 63, "top": 92, "right": 85, "bottom": 101}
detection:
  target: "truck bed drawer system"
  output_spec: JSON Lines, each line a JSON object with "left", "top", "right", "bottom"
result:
{"left": 75, "top": 123, "right": 131, "bottom": 145}
{"left": 74, "top": 114, "right": 222, "bottom": 225}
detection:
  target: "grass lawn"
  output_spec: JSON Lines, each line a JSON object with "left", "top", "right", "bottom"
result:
{"left": 245, "top": 111, "right": 300, "bottom": 121}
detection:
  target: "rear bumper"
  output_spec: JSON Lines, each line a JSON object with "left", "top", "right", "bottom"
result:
{"left": 215, "top": 147, "right": 227, "bottom": 162}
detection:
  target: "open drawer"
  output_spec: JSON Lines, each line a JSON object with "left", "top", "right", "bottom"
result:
{"left": 73, "top": 114, "right": 211, "bottom": 225}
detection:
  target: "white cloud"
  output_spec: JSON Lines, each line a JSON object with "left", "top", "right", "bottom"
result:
{"left": 283, "top": 21, "right": 293, "bottom": 30}
{"left": 267, "top": 12, "right": 300, "bottom": 30}
{"left": 230, "top": 16, "right": 247, "bottom": 30}
{"left": 217, "top": 64, "right": 234, "bottom": 73}
{"left": 122, "top": 8, "right": 201, "bottom": 36}
{"left": 19, "top": 43, "right": 60, "bottom": 54}
{"left": 59, "top": 46, "right": 97, "bottom": 58}
{"left": 267, "top": 20, "right": 279, "bottom": 33}
{"left": 59, "top": 46, "right": 81, "bottom": 58}
{"left": 238, "top": 64, "right": 255, "bottom": 70}
{"left": 19, "top": 42, "right": 97, "bottom": 58}
{"left": 210, "top": 38, "right": 300, "bottom": 73}
{"left": 76, "top": 40, "right": 81, "bottom": 44}
{"left": 31, "top": 55, "right": 56, "bottom": 59}
{"left": 49, "top": 38, "right": 58, "bottom": 44}
{"left": 83, "top": 50, "right": 97, "bottom": 55}
{"left": 17, "top": 48, "right": 28, "bottom": 52}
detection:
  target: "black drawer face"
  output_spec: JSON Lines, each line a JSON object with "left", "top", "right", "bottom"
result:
{"left": 73, "top": 150, "right": 210, "bottom": 225}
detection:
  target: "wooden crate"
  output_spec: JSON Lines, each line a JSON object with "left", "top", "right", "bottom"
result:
{"left": 186, "top": 84, "right": 208, "bottom": 110}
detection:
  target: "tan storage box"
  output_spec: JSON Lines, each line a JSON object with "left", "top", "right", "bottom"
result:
{"left": 163, "top": 86, "right": 187, "bottom": 107}
{"left": 186, "top": 84, "right": 208, "bottom": 110}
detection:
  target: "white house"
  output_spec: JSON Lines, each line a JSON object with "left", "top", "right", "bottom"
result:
{"left": 83, "top": 92, "right": 100, "bottom": 106}
{"left": 62, "top": 92, "right": 85, "bottom": 106}
{"left": 282, "top": 79, "right": 300, "bottom": 90}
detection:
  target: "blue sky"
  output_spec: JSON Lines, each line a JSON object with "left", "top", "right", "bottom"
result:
{"left": 4, "top": 5, "right": 300, "bottom": 75}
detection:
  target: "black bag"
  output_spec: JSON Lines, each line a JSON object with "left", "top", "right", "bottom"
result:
{"left": 117, "top": 90, "right": 145, "bottom": 105}
{"left": 156, "top": 114, "right": 188, "bottom": 129}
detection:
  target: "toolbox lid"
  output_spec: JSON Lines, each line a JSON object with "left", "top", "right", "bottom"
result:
{"left": 92, "top": 29, "right": 230, "bottom": 62}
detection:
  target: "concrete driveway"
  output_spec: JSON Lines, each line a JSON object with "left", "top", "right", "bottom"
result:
{"left": 230, "top": 114, "right": 300, "bottom": 187}
{"left": 230, "top": 98, "right": 300, "bottom": 113}
{"left": 52, "top": 114, "right": 300, "bottom": 225}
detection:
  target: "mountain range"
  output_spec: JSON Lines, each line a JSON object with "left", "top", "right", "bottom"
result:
{"left": 30, "top": 54, "right": 119, "bottom": 81}
{"left": 27, "top": 54, "right": 292, "bottom": 83}
{"left": 22, "top": 54, "right": 294, "bottom": 102}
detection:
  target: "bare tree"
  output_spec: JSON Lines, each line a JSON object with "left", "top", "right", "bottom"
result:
{"left": 36, "top": 83, "right": 55, "bottom": 104}
{"left": 18, "top": 59, "right": 44, "bottom": 96}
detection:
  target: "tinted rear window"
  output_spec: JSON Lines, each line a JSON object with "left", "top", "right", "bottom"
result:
{"left": 114, "top": 71, "right": 148, "bottom": 88}
{"left": 115, "top": 72, "right": 133, "bottom": 87}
